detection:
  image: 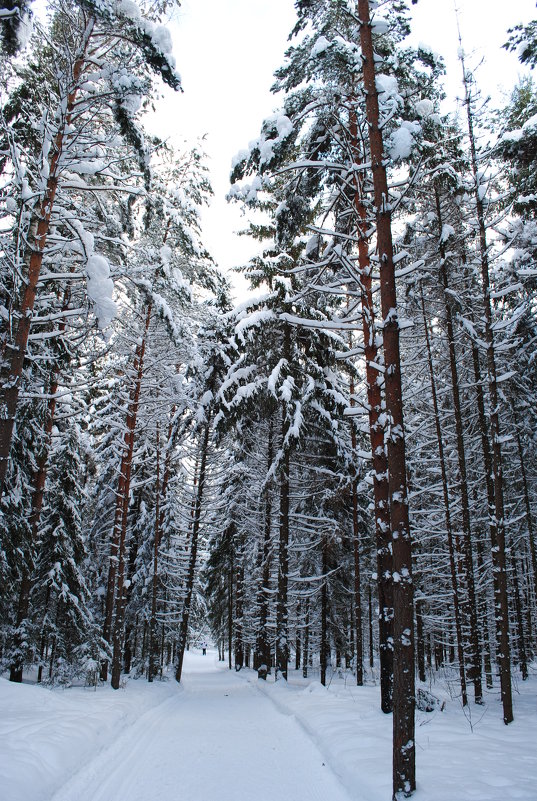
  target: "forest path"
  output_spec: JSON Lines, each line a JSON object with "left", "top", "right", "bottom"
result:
{"left": 50, "top": 650, "right": 353, "bottom": 801}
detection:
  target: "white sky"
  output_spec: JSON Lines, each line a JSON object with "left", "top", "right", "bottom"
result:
{"left": 148, "top": 0, "right": 536, "bottom": 298}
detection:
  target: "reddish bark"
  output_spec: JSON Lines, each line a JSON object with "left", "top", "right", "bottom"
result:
{"left": 0, "top": 19, "right": 94, "bottom": 496}
{"left": 358, "top": 3, "right": 415, "bottom": 795}
{"left": 9, "top": 289, "right": 71, "bottom": 683}
{"left": 349, "top": 106, "right": 392, "bottom": 709}
{"left": 102, "top": 303, "right": 151, "bottom": 684}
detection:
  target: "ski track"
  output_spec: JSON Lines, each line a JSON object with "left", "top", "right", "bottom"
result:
{"left": 50, "top": 653, "right": 353, "bottom": 801}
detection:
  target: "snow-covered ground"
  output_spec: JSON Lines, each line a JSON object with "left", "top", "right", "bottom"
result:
{"left": 1, "top": 653, "right": 536, "bottom": 801}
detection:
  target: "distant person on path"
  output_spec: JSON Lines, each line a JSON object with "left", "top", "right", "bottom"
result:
{"left": 202, "top": 643, "right": 207, "bottom": 655}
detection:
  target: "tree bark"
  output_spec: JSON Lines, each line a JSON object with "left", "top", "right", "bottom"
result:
{"left": 0, "top": 19, "right": 94, "bottom": 496}
{"left": 9, "top": 290, "right": 71, "bottom": 683}
{"left": 256, "top": 420, "right": 274, "bottom": 679}
{"left": 358, "top": 3, "right": 414, "bottom": 794}
{"left": 276, "top": 327, "right": 291, "bottom": 681}
{"left": 349, "top": 106, "right": 392, "bottom": 709}
{"left": 320, "top": 533, "right": 329, "bottom": 686}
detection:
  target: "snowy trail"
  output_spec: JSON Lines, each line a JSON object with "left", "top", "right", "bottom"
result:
{"left": 50, "top": 652, "right": 353, "bottom": 801}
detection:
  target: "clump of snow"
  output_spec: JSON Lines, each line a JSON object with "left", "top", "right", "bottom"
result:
{"left": 258, "top": 114, "right": 294, "bottom": 166}
{"left": 375, "top": 73, "right": 399, "bottom": 99}
{"left": 371, "top": 18, "right": 390, "bottom": 34}
{"left": 231, "top": 149, "right": 249, "bottom": 170}
{"left": 440, "top": 224, "right": 455, "bottom": 243}
{"left": 415, "top": 98, "right": 434, "bottom": 118}
{"left": 312, "top": 36, "right": 331, "bottom": 57}
{"left": 86, "top": 254, "right": 117, "bottom": 330}
{"left": 389, "top": 122, "right": 419, "bottom": 161}
{"left": 152, "top": 25, "right": 173, "bottom": 55}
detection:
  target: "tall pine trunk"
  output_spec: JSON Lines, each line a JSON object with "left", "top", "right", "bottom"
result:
{"left": 349, "top": 107, "right": 392, "bottom": 709}
{"left": 0, "top": 20, "right": 94, "bottom": 496}
{"left": 276, "top": 327, "right": 291, "bottom": 681}
{"left": 358, "top": 4, "right": 415, "bottom": 794}
{"left": 148, "top": 423, "right": 161, "bottom": 682}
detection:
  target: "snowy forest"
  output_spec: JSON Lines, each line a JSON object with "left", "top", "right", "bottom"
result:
{"left": 1, "top": 1, "right": 537, "bottom": 800}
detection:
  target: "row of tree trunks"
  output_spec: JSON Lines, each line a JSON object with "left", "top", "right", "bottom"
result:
{"left": 102, "top": 303, "right": 152, "bottom": 684}
{"left": 255, "top": 419, "right": 274, "bottom": 679}
{"left": 435, "top": 185, "right": 482, "bottom": 705}
{"left": 358, "top": 3, "right": 415, "bottom": 796}
{"left": 148, "top": 422, "right": 161, "bottom": 682}
{"left": 275, "top": 326, "right": 291, "bottom": 680}
{"left": 511, "top": 407, "right": 537, "bottom": 625}
{"left": 175, "top": 416, "right": 212, "bottom": 682}
{"left": 9, "top": 289, "right": 71, "bottom": 682}
{"left": 419, "top": 285, "right": 468, "bottom": 706}
{"left": 460, "top": 51, "right": 513, "bottom": 725}
{"left": 0, "top": 19, "right": 95, "bottom": 496}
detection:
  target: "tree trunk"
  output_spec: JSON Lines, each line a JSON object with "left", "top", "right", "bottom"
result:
{"left": 295, "top": 600, "right": 301, "bottom": 672}
{"left": 512, "top": 407, "right": 537, "bottom": 607}
{"left": 358, "top": 4, "right": 415, "bottom": 794}
{"left": 303, "top": 599, "right": 310, "bottom": 679}
{"left": 349, "top": 106, "right": 392, "bottom": 710}
{"left": 320, "top": 533, "right": 329, "bottom": 686}
{"left": 276, "top": 328, "right": 291, "bottom": 681}
{"left": 415, "top": 598, "right": 426, "bottom": 683}
{"left": 234, "top": 544, "right": 244, "bottom": 671}
{"left": 349, "top": 374, "right": 364, "bottom": 686}
{"left": 368, "top": 582, "right": 374, "bottom": 670}
{"left": 0, "top": 19, "right": 94, "bottom": 496}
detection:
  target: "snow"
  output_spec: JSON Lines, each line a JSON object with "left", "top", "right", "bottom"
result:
{"left": 152, "top": 25, "right": 173, "bottom": 55}
{"left": 375, "top": 74, "right": 400, "bottom": 100}
{"left": 0, "top": 674, "right": 174, "bottom": 801}
{"left": 440, "top": 224, "right": 455, "bottom": 243}
{"left": 389, "top": 123, "right": 419, "bottom": 161}
{"left": 2, "top": 655, "right": 536, "bottom": 801}
{"left": 86, "top": 254, "right": 117, "bottom": 330}
{"left": 415, "top": 99, "right": 434, "bottom": 118}
{"left": 312, "top": 36, "right": 331, "bottom": 57}
{"left": 371, "top": 19, "right": 390, "bottom": 35}
{"left": 235, "top": 309, "right": 275, "bottom": 342}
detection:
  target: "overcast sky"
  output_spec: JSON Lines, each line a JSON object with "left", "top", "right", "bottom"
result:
{"left": 148, "top": 0, "right": 536, "bottom": 298}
